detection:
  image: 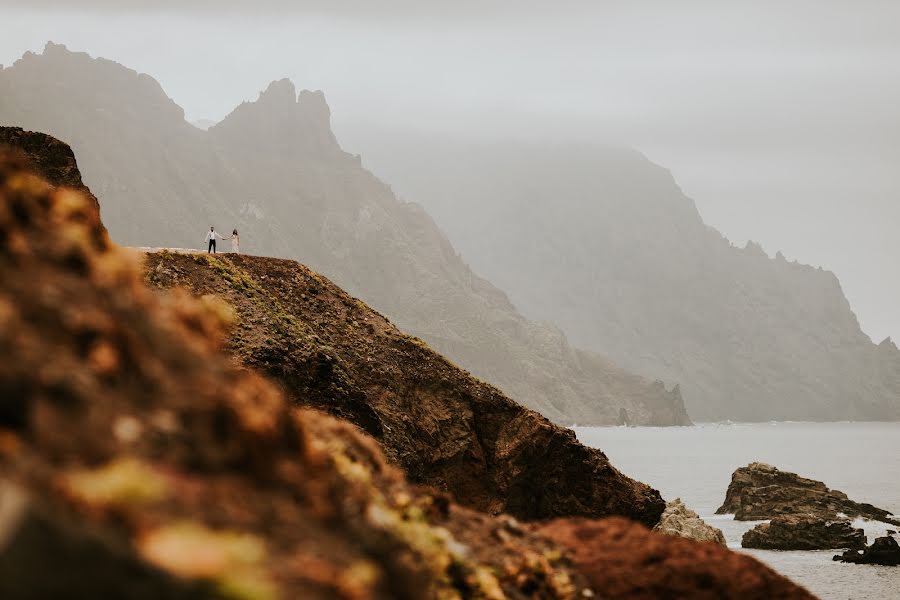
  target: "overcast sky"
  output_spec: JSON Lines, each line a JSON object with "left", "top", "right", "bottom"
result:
{"left": 3, "top": 1, "right": 899, "bottom": 341}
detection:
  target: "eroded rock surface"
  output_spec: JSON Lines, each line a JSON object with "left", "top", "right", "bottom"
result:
{"left": 833, "top": 536, "right": 900, "bottom": 566}
{"left": 653, "top": 498, "right": 726, "bottom": 546}
{"left": 717, "top": 463, "right": 898, "bottom": 524}
{"left": 742, "top": 516, "right": 866, "bottom": 551}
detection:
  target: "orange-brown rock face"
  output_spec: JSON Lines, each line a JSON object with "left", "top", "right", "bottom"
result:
{"left": 536, "top": 518, "right": 816, "bottom": 600}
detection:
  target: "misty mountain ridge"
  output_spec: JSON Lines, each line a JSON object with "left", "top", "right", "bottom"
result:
{"left": 341, "top": 129, "right": 900, "bottom": 422}
{"left": 0, "top": 41, "right": 689, "bottom": 426}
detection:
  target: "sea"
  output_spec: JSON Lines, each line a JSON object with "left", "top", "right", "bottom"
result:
{"left": 573, "top": 422, "right": 900, "bottom": 600}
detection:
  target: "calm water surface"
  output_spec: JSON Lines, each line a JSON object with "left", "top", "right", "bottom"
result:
{"left": 573, "top": 422, "right": 900, "bottom": 600}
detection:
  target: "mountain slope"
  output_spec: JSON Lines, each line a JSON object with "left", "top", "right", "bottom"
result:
{"left": 144, "top": 250, "right": 665, "bottom": 523}
{"left": 0, "top": 43, "right": 689, "bottom": 426}
{"left": 344, "top": 131, "right": 900, "bottom": 422}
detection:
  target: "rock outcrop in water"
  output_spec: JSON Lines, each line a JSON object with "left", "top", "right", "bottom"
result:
{"left": 717, "top": 463, "right": 899, "bottom": 524}
{"left": 0, "top": 43, "right": 690, "bottom": 428}
{"left": 742, "top": 516, "right": 866, "bottom": 551}
{"left": 653, "top": 498, "right": 726, "bottom": 546}
{"left": 0, "top": 124, "right": 815, "bottom": 599}
{"left": 351, "top": 131, "right": 900, "bottom": 422}
{"left": 833, "top": 536, "right": 900, "bottom": 566}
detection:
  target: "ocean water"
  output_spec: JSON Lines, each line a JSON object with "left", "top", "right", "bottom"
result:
{"left": 573, "top": 423, "right": 900, "bottom": 600}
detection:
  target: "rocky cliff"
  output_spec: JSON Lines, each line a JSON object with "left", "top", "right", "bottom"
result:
{"left": 0, "top": 124, "right": 813, "bottom": 599}
{"left": 349, "top": 132, "right": 900, "bottom": 422}
{"left": 0, "top": 42, "right": 689, "bottom": 426}
{"left": 143, "top": 250, "right": 664, "bottom": 524}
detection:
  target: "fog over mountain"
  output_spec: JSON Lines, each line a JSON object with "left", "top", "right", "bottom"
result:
{"left": 3, "top": 1, "right": 899, "bottom": 344}
{"left": 2, "top": 2, "right": 899, "bottom": 423}
{"left": 348, "top": 130, "right": 900, "bottom": 421}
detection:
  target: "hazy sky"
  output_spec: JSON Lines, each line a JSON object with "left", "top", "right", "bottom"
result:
{"left": 3, "top": 1, "right": 899, "bottom": 341}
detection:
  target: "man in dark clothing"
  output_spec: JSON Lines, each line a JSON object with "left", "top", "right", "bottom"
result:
{"left": 205, "top": 226, "right": 224, "bottom": 253}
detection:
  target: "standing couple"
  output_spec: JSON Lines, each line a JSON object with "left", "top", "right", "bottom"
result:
{"left": 205, "top": 226, "right": 240, "bottom": 254}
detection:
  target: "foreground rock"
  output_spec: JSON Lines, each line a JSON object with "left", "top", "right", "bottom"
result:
{"left": 717, "top": 463, "right": 898, "bottom": 524}
{"left": 653, "top": 499, "right": 726, "bottom": 546}
{"left": 833, "top": 536, "right": 900, "bottom": 566}
{"left": 742, "top": 516, "right": 866, "bottom": 551}
{"left": 537, "top": 518, "right": 815, "bottom": 599}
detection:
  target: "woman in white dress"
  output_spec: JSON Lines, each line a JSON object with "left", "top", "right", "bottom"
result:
{"left": 227, "top": 229, "right": 240, "bottom": 254}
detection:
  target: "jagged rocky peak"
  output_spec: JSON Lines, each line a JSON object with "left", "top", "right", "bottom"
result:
{"left": 743, "top": 240, "right": 768, "bottom": 258}
{"left": 879, "top": 336, "right": 899, "bottom": 352}
{"left": 210, "top": 77, "right": 339, "bottom": 155}
{"left": 257, "top": 77, "right": 297, "bottom": 106}
{"left": 298, "top": 88, "right": 331, "bottom": 120}
{"left": 42, "top": 40, "right": 71, "bottom": 55}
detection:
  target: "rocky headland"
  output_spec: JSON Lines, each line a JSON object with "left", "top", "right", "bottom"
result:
{"left": 718, "top": 463, "right": 898, "bottom": 524}
{"left": 142, "top": 249, "right": 664, "bottom": 524}
{"left": 0, "top": 118, "right": 820, "bottom": 598}
{"left": 742, "top": 516, "right": 866, "bottom": 551}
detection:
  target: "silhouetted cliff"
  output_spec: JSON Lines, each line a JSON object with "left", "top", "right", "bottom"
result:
{"left": 0, "top": 43, "right": 689, "bottom": 426}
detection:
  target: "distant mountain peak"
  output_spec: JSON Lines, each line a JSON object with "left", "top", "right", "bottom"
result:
{"left": 258, "top": 78, "right": 297, "bottom": 105}
{"left": 43, "top": 41, "right": 68, "bottom": 54}
{"left": 211, "top": 79, "right": 339, "bottom": 155}
{"left": 3, "top": 41, "right": 188, "bottom": 133}
{"left": 878, "top": 337, "right": 898, "bottom": 352}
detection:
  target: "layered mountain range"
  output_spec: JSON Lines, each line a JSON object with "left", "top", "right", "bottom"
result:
{"left": 347, "top": 131, "right": 900, "bottom": 422}
{"left": 0, "top": 43, "right": 689, "bottom": 426}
